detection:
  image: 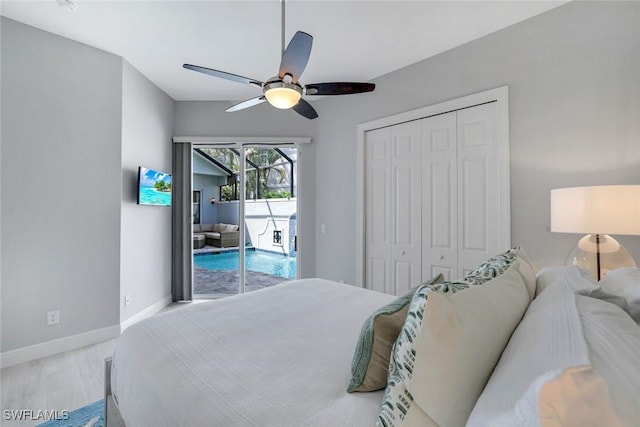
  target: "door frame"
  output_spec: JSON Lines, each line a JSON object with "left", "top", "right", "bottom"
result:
{"left": 174, "top": 136, "right": 310, "bottom": 294}
{"left": 355, "top": 86, "right": 510, "bottom": 287}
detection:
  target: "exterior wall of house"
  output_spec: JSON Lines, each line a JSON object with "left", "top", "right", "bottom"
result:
{"left": 216, "top": 199, "right": 297, "bottom": 256}
{"left": 193, "top": 173, "right": 226, "bottom": 224}
{"left": 1, "top": 18, "right": 123, "bottom": 353}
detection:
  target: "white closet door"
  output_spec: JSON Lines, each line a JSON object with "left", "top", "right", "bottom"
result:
{"left": 390, "top": 121, "right": 422, "bottom": 295}
{"left": 421, "top": 112, "right": 457, "bottom": 281}
{"left": 365, "top": 127, "right": 392, "bottom": 294}
{"left": 457, "top": 102, "right": 500, "bottom": 277}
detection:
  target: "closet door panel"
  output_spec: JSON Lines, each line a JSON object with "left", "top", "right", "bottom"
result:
{"left": 390, "top": 121, "right": 421, "bottom": 295}
{"left": 457, "top": 102, "right": 500, "bottom": 276}
{"left": 421, "top": 112, "right": 457, "bottom": 281}
{"left": 461, "top": 157, "right": 488, "bottom": 252}
{"left": 365, "top": 127, "right": 392, "bottom": 293}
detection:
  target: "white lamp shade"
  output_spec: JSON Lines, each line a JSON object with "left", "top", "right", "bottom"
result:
{"left": 550, "top": 185, "right": 640, "bottom": 235}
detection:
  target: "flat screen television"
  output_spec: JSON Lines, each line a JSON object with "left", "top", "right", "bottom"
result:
{"left": 137, "top": 166, "right": 172, "bottom": 206}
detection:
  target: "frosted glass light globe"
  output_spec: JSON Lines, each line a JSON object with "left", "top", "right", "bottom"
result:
{"left": 565, "top": 234, "right": 637, "bottom": 280}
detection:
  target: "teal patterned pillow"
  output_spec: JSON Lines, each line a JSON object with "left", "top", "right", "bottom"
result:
{"left": 348, "top": 274, "right": 444, "bottom": 392}
{"left": 377, "top": 248, "right": 520, "bottom": 427}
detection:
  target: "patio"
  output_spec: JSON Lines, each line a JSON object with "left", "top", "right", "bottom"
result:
{"left": 193, "top": 245, "right": 291, "bottom": 297}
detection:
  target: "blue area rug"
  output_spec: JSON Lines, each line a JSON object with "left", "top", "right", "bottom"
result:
{"left": 37, "top": 399, "right": 103, "bottom": 427}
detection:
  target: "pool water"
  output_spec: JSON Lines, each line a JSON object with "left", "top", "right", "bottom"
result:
{"left": 194, "top": 250, "right": 297, "bottom": 279}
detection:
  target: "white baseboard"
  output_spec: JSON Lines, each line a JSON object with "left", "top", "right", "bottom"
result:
{"left": 120, "top": 294, "right": 172, "bottom": 332}
{"left": 0, "top": 324, "right": 121, "bottom": 369}
{"left": 1, "top": 294, "right": 173, "bottom": 369}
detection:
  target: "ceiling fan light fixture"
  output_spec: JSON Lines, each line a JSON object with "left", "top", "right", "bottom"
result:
{"left": 264, "top": 81, "right": 302, "bottom": 109}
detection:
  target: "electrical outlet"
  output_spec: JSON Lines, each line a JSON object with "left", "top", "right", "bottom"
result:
{"left": 47, "top": 310, "right": 60, "bottom": 326}
{"left": 125, "top": 295, "right": 131, "bottom": 307}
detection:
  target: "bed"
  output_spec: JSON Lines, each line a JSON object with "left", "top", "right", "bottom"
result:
{"left": 107, "top": 278, "right": 395, "bottom": 427}
{"left": 106, "top": 253, "right": 640, "bottom": 427}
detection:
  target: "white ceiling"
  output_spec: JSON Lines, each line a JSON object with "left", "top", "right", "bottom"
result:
{"left": 1, "top": 1, "right": 566, "bottom": 102}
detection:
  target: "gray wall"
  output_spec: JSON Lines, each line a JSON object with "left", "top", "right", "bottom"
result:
{"left": 1, "top": 18, "right": 122, "bottom": 351}
{"left": 173, "top": 102, "right": 317, "bottom": 277}
{"left": 311, "top": 0, "right": 640, "bottom": 284}
{"left": 120, "top": 61, "right": 174, "bottom": 323}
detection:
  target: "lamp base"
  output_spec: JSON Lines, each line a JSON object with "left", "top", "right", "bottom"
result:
{"left": 565, "top": 234, "right": 637, "bottom": 280}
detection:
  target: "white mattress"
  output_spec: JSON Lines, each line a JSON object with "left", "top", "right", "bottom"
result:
{"left": 111, "top": 278, "right": 395, "bottom": 427}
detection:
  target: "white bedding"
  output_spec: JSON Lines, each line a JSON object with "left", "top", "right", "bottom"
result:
{"left": 111, "top": 278, "right": 395, "bottom": 427}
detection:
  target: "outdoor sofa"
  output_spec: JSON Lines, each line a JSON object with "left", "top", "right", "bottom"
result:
{"left": 193, "top": 223, "right": 240, "bottom": 248}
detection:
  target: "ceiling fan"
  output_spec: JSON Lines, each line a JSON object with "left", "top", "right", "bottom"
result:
{"left": 183, "top": 1, "right": 375, "bottom": 120}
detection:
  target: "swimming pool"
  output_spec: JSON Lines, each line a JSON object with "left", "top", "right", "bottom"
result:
{"left": 194, "top": 250, "right": 297, "bottom": 279}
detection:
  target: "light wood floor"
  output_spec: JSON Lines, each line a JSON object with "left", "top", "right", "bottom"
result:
{"left": 0, "top": 302, "right": 201, "bottom": 427}
{"left": 1, "top": 339, "right": 117, "bottom": 427}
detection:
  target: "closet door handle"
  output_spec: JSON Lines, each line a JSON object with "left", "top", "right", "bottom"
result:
{"left": 439, "top": 255, "right": 444, "bottom": 260}
{"left": 401, "top": 251, "right": 406, "bottom": 255}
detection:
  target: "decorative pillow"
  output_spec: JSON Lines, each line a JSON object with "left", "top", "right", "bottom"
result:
{"left": 514, "top": 247, "right": 537, "bottom": 300}
{"left": 347, "top": 274, "right": 444, "bottom": 393}
{"left": 466, "top": 267, "right": 591, "bottom": 426}
{"left": 377, "top": 284, "right": 439, "bottom": 427}
{"left": 598, "top": 267, "right": 640, "bottom": 323}
{"left": 377, "top": 248, "right": 521, "bottom": 427}
{"left": 489, "top": 366, "right": 623, "bottom": 427}
{"left": 410, "top": 261, "right": 530, "bottom": 427}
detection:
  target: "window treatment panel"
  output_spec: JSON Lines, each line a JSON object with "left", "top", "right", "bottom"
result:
{"left": 172, "top": 142, "right": 193, "bottom": 301}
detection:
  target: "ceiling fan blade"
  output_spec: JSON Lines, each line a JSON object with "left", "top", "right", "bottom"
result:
{"left": 183, "top": 64, "right": 263, "bottom": 88}
{"left": 226, "top": 96, "right": 267, "bottom": 112}
{"left": 292, "top": 99, "right": 318, "bottom": 120}
{"left": 305, "top": 82, "right": 375, "bottom": 96}
{"left": 278, "top": 31, "right": 313, "bottom": 83}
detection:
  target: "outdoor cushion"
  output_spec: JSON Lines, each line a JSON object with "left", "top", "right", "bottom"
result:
{"left": 204, "top": 232, "right": 220, "bottom": 239}
{"left": 200, "top": 224, "right": 214, "bottom": 232}
{"left": 193, "top": 224, "right": 201, "bottom": 233}
{"left": 225, "top": 224, "right": 239, "bottom": 232}
{"left": 213, "top": 224, "right": 223, "bottom": 232}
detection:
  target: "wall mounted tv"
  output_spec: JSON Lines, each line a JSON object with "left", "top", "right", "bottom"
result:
{"left": 137, "top": 166, "right": 172, "bottom": 206}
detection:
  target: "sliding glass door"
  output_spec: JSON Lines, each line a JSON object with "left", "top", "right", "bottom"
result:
{"left": 192, "top": 145, "right": 298, "bottom": 298}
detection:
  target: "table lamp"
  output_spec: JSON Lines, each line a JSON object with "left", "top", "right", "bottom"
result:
{"left": 550, "top": 185, "right": 640, "bottom": 280}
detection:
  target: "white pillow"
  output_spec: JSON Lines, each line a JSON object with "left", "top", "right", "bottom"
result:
{"left": 467, "top": 266, "right": 637, "bottom": 427}
{"left": 466, "top": 267, "right": 590, "bottom": 426}
{"left": 536, "top": 266, "right": 628, "bottom": 311}
{"left": 575, "top": 294, "right": 640, "bottom": 424}
{"left": 598, "top": 267, "right": 640, "bottom": 323}
{"left": 410, "top": 261, "right": 530, "bottom": 427}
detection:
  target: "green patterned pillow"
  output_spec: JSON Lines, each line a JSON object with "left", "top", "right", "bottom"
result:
{"left": 377, "top": 248, "right": 520, "bottom": 426}
{"left": 348, "top": 274, "right": 444, "bottom": 392}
